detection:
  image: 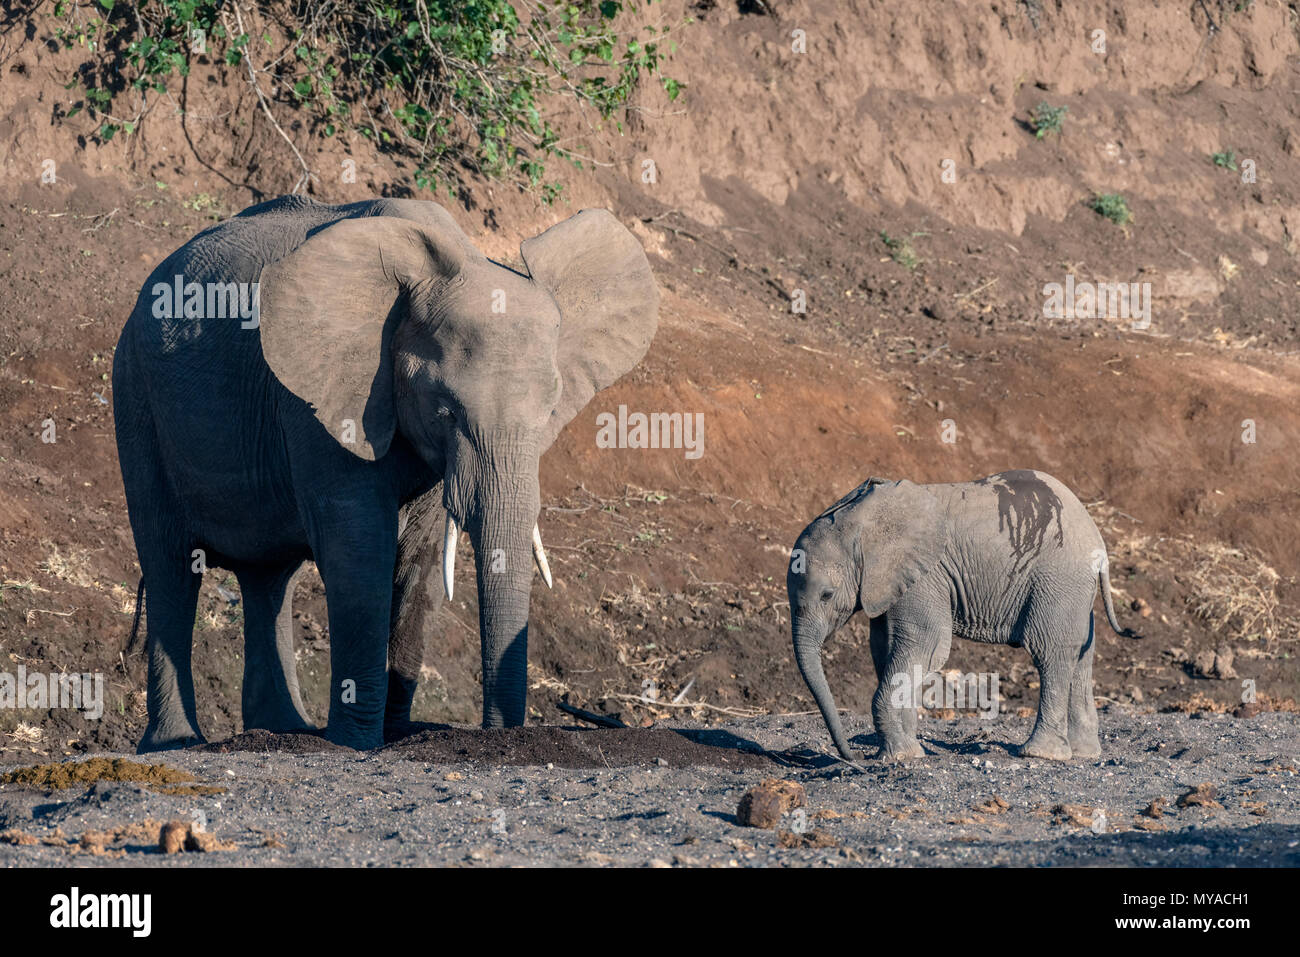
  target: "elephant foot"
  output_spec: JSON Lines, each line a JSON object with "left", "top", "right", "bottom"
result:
{"left": 830, "top": 746, "right": 866, "bottom": 763}
{"left": 1068, "top": 731, "right": 1102, "bottom": 759}
{"left": 137, "top": 723, "right": 205, "bottom": 753}
{"left": 324, "top": 723, "right": 384, "bottom": 751}
{"left": 385, "top": 673, "right": 417, "bottom": 734}
{"left": 383, "top": 717, "right": 418, "bottom": 744}
{"left": 875, "top": 740, "right": 925, "bottom": 761}
{"left": 1018, "top": 731, "right": 1072, "bottom": 761}
{"left": 242, "top": 709, "right": 317, "bottom": 736}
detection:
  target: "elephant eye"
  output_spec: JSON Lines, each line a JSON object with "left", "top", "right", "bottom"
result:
{"left": 435, "top": 405, "right": 454, "bottom": 419}
{"left": 820, "top": 589, "right": 834, "bottom": 603}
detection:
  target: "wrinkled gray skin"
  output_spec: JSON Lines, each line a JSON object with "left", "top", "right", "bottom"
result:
{"left": 787, "top": 470, "right": 1138, "bottom": 762}
{"left": 114, "top": 196, "right": 658, "bottom": 751}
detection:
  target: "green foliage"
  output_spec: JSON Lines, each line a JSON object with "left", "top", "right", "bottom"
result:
{"left": 1089, "top": 192, "right": 1132, "bottom": 226}
{"left": 1030, "top": 101, "right": 1067, "bottom": 139}
{"left": 1210, "top": 149, "right": 1238, "bottom": 171}
{"left": 52, "top": 0, "right": 225, "bottom": 141}
{"left": 46, "top": 1, "right": 685, "bottom": 201}
{"left": 879, "top": 230, "right": 922, "bottom": 270}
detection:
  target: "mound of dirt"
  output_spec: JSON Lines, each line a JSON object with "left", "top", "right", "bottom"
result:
{"left": 195, "top": 730, "right": 351, "bottom": 755}
{"left": 192, "top": 724, "right": 774, "bottom": 768}
{"left": 381, "top": 725, "right": 775, "bottom": 769}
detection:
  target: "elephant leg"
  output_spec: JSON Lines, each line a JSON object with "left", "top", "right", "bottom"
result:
{"left": 236, "top": 562, "right": 313, "bottom": 734}
{"left": 119, "top": 385, "right": 204, "bottom": 752}
{"left": 1067, "top": 612, "right": 1101, "bottom": 759}
{"left": 927, "top": 627, "right": 953, "bottom": 673}
{"left": 868, "top": 615, "right": 920, "bottom": 753}
{"left": 137, "top": 547, "right": 204, "bottom": 752}
{"left": 1021, "top": 618, "right": 1076, "bottom": 761}
{"left": 867, "top": 615, "right": 889, "bottom": 677}
{"left": 386, "top": 489, "right": 445, "bottom": 740}
{"left": 870, "top": 601, "right": 949, "bottom": 760}
{"left": 310, "top": 497, "right": 398, "bottom": 751}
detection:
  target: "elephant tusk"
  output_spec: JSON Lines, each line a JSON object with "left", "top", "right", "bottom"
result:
{"left": 532, "top": 524, "right": 553, "bottom": 589}
{"left": 442, "top": 512, "right": 458, "bottom": 601}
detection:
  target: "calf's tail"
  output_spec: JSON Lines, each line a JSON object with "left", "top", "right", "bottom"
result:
{"left": 1099, "top": 563, "right": 1140, "bottom": 639}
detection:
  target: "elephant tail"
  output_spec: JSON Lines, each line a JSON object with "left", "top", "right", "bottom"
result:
{"left": 1099, "top": 564, "right": 1140, "bottom": 639}
{"left": 126, "top": 577, "right": 146, "bottom": 654}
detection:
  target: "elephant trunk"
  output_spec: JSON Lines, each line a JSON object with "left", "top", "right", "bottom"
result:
{"left": 470, "top": 511, "right": 536, "bottom": 728}
{"left": 793, "top": 618, "right": 856, "bottom": 760}
{"left": 446, "top": 437, "right": 542, "bottom": 728}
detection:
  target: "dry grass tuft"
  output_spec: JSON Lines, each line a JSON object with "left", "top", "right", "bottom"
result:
{"left": 1184, "top": 542, "right": 1287, "bottom": 645}
{"left": 1091, "top": 508, "right": 1294, "bottom": 649}
{"left": 37, "top": 542, "right": 97, "bottom": 589}
{"left": 9, "top": 723, "right": 44, "bottom": 744}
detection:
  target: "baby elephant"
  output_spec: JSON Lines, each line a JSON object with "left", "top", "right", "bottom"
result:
{"left": 787, "top": 469, "right": 1138, "bottom": 762}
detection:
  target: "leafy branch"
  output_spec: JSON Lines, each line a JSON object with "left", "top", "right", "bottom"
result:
{"left": 45, "top": 0, "right": 686, "bottom": 201}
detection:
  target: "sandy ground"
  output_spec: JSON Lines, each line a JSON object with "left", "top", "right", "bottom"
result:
{"left": 0, "top": 707, "right": 1296, "bottom": 868}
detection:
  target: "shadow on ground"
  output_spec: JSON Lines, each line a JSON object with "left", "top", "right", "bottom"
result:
{"left": 194, "top": 724, "right": 779, "bottom": 769}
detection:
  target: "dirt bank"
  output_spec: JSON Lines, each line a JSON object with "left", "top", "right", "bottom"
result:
{"left": 0, "top": 1, "right": 1296, "bottom": 758}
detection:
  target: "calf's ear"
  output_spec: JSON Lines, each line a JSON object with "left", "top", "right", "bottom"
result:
{"left": 850, "top": 480, "right": 947, "bottom": 616}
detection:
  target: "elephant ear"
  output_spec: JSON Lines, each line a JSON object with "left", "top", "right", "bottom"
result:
{"left": 850, "top": 480, "right": 947, "bottom": 617}
{"left": 818, "top": 476, "right": 892, "bottom": 521}
{"left": 258, "top": 214, "right": 471, "bottom": 461}
{"left": 520, "top": 209, "right": 660, "bottom": 450}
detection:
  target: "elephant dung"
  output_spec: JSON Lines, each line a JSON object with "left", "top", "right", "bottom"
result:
{"left": 1141, "top": 797, "right": 1167, "bottom": 818}
{"left": 159, "top": 820, "right": 187, "bottom": 854}
{"left": 777, "top": 828, "right": 838, "bottom": 849}
{"left": 736, "top": 778, "right": 807, "bottom": 828}
{"left": 1176, "top": 783, "right": 1223, "bottom": 809}
{"left": 185, "top": 828, "right": 236, "bottom": 852}
{"left": 1050, "top": 803, "right": 1096, "bottom": 828}
{"left": 158, "top": 819, "right": 236, "bottom": 854}
{"left": 1192, "top": 648, "right": 1237, "bottom": 680}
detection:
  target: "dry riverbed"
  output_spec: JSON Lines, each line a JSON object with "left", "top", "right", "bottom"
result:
{"left": 0, "top": 707, "right": 1296, "bottom": 867}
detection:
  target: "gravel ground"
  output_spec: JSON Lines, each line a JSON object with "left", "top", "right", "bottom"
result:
{"left": 0, "top": 706, "right": 1296, "bottom": 867}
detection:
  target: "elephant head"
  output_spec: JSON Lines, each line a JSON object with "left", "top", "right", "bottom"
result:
{"left": 257, "top": 205, "right": 659, "bottom": 727}
{"left": 787, "top": 478, "right": 946, "bottom": 758}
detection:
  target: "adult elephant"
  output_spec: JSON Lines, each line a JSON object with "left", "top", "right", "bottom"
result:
{"left": 114, "top": 195, "right": 659, "bottom": 751}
